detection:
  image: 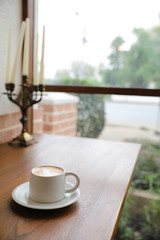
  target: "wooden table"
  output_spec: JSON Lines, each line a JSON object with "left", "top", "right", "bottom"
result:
{"left": 0, "top": 134, "right": 140, "bottom": 240}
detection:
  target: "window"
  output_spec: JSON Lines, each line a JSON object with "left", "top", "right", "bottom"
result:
{"left": 24, "top": 0, "right": 160, "bottom": 136}
{"left": 37, "top": 0, "right": 160, "bottom": 90}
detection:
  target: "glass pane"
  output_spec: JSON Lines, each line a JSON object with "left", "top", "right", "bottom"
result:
{"left": 34, "top": 93, "right": 106, "bottom": 138}
{"left": 34, "top": 93, "right": 160, "bottom": 140}
{"left": 37, "top": 3, "right": 160, "bottom": 238}
{"left": 38, "top": 0, "right": 160, "bottom": 88}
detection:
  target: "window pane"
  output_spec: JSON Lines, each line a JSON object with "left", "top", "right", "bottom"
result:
{"left": 38, "top": 0, "right": 160, "bottom": 88}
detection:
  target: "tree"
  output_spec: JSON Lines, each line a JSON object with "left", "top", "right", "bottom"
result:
{"left": 108, "top": 36, "right": 125, "bottom": 70}
{"left": 102, "top": 36, "right": 127, "bottom": 87}
{"left": 101, "top": 24, "right": 160, "bottom": 88}
{"left": 125, "top": 28, "right": 156, "bottom": 87}
{"left": 55, "top": 61, "right": 97, "bottom": 85}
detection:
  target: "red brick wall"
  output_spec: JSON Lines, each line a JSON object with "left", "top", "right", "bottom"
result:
{"left": 42, "top": 103, "right": 77, "bottom": 136}
{"left": 0, "top": 94, "right": 78, "bottom": 144}
{"left": 0, "top": 112, "right": 22, "bottom": 144}
{"left": 33, "top": 93, "right": 78, "bottom": 136}
{"left": 33, "top": 107, "right": 43, "bottom": 134}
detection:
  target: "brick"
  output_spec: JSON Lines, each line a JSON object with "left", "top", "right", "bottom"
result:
{"left": 56, "top": 114, "right": 67, "bottom": 121}
{"left": 68, "top": 104, "right": 77, "bottom": 110}
{"left": 48, "top": 114, "right": 57, "bottom": 122}
{"left": 53, "top": 105, "right": 63, "bottom": 112}
{"left": 0, "top": 112, "right": 21, "bottom": 130}
{"left": 53, "top": 104, "right": 77, "bottom": 112}
{"left": 55, "top": 127, "right": 76, "bottom": 135}
{"left": 11, "top": 112, "right": 21, "bottom": 125}
{"left": 68, "top": 119, "right": 77, "bottom": 126}
{"left": 63, "top": 104, "right": 72, "bottom": 111}
{"left": 0, "top": 101, "right": 78, "bottom": 142}
{"left": 43, "top": 124, "right": 53, "bottom": 131}
{"left": 33, "top": 121, "right": 43, "bottom": 133}
{"left": 61, "top": 129, "right": 74, "bottom": 136}
{"left": 59, "top": 121, "right": 69, "bottom": 129}
{"left": 52, "top": 124, "right": 60, "bottom": 131}
{"left": 33, "top": 108, "right": 43, "bottom": 120}
{"left": 0, "top": 115, "right": 7, "bottom": 129}
{"left": 43, "top": 114, "right": 49, "bottom": 122}
{"left": 0, "top": 126, "right": 22, "bottom": 144}
{"left": 52, "top": 114, "right": 67, "bottom": 122}
{"left": 67, "top": 112, "right": 77, "bottom": 119}
{"left": 42, "top": 105, "right": 54, "bottom": 112}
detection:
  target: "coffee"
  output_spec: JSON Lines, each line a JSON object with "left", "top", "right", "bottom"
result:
{"left": 32, "top": 166, "right": 63, "bottom": 177}
{"left": 30, "top": 165, "right": 80, "bottom": 203}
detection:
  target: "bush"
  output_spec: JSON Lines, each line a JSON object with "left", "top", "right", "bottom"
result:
{"left": 115, "top": 140, "right": 160, "bottom": 240}
{"left": 75, "top": 94, "right": 105, "bottom": 138}
{"left": 58, "top": 77, "right": 105, "bottom": 138}
{"left": 131, "top": 141, "right": 160, "bottom": 194}
{"left": 115, "top": 198, "right": 160, "bottom": 240}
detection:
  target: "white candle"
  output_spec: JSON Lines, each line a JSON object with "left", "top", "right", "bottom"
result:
{"left": 10, "top": 21, "right": 25, "bottom": 83}
{"left": 39, "top": 26, "right": 45, "bottom": 85}
{"left": 6, "top": 29, "right": 12, "bottom": 84}
{"left": 22, "top": 18, "right": 30, "bottom": 76}
{"left": 34, "top": 33, "right": 39, "bottom": 85}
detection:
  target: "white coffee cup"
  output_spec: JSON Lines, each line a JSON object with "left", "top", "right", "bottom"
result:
{"left": 29, "top": 165, "right": 80, "bottom": 203}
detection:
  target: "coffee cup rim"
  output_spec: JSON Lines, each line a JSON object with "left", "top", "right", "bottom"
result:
{"left": 31, "top": 165, "right": 64, "bottom": 177}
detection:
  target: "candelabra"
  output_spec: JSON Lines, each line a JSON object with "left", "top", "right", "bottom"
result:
{"left": 4, "top": 76, "right": 44, "bottom": 146}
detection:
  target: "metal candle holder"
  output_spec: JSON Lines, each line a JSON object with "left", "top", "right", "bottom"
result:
{"left": 4, "top": 75, "right": 44, "bottom": 146}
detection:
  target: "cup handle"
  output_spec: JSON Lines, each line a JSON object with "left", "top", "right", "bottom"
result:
{"left": 65, "top": 171, "right": 80, "bottom": 193}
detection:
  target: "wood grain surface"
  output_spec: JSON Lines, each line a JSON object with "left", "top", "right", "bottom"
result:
{"left": 0, "top": 134, "right": 141, "bottom": 240}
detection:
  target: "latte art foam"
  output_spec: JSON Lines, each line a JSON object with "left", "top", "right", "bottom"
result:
{"left": 32, "top": 166, "right": 63, "bottom": 177}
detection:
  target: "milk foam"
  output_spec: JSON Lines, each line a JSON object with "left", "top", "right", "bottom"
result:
{"left": 32, "top": 166, "right": 63, "bottom": 177}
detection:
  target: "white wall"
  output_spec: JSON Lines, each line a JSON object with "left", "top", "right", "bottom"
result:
{"left": 0, "top": 0, "right": 22, "bottom": 114}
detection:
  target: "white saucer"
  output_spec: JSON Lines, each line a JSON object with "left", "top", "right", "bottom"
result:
{"left": 12, "top": 182, "right": 80, "bottom": 210}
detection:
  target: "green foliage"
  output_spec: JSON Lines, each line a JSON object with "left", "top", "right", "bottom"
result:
{"left": 115, "top": 196, "right": 135, "bottom": 240}
{"left": 132, "top": 170, "right": 160, "bottom": 193}
{"left": 75, "top": 94, "right": 105, "bottom": 138}
{"left": 101, "top": 24, "right": 160, "bottom": 88}
{"left": 116, "top": 199, "right": 160, "bottom": 240}
{"left": 51, "top": 62, "right": 106, "bottom": 138}
{"left": 54, "top": 61, "right": 102, "bottom": 85}
{"left": 108, "top": 36, "right": 125, "bottom": 70}
{"left": 57, "top": 76, "right": 103, "bottom": 87}
{"left": 131, "top": 141, "right": 160, "bottom": 193}
{"left": 115, "top": 140, "right": 160, "bottom": 240}
{"left": 55, "top": 76, "right": 105, "bottom": 138}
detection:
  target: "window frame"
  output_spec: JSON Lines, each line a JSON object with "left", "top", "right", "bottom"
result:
{"left": 22, "top": 0, "right": 34, "bottom": 133}
{"left": 23, "top": 0, "right": 160, "bottom": 133}
{"left": 44, "top": 85, "right": 160, "bottom": 97}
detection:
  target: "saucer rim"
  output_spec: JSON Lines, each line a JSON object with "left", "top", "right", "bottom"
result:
{"left": 12, "top": 181, "right": 80, "bottom": 210}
